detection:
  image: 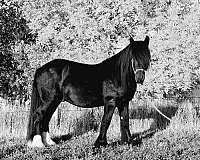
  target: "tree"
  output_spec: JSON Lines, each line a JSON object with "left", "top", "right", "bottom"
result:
{"left": 20, "top": 0, "right": 200, "bottom": 100}
{"left": 0, "top": 0, "right": 36, "bottom": 99}
{"left": 137, "top": 0, "right": 200, "bottom": 99}
{"left": 22, "top": 0, "right": 143, "bottom": 64}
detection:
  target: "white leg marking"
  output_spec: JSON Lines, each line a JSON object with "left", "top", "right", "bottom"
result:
{"left": 27, "top": 135, "right": 45, "bottom": 148}
{"left": 42, "top": 132, "right": 56, "bottom": 146}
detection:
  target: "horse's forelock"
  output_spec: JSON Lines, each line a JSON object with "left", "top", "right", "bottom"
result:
{"left": 131, "top": 42, "right": 151, "bottom": 70}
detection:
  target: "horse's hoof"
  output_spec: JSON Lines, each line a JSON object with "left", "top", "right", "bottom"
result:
{"left": 42, "top": 132, "right": 56, "bottom": 146}
{"left": 27, "top": 135, "right": 45, "bottom": 148}
{"left": 94, "top": 140, "right": 107, "bottom": 148}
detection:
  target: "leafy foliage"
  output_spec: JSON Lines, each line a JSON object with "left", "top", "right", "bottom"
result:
{"left": 22, "top": 0, "right": 200, "bottom": 99}
{"left": 137, "top": 0, "right": 200, "bottom": 98}
{"left": 0, "top": 0, "right": 35, "bottom": 99}
{"left": 22, "top": 0, "right": 142, "bottom": 65}
{"left": 1, "top": 0, "right": 200, "bottom": 100}
{"left": 2, "top": 117, "right": 200, "bottom": 159}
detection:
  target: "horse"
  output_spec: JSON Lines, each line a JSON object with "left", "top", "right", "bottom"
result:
{"left": 27, "top": 36, "right": 151, "bottom": 148}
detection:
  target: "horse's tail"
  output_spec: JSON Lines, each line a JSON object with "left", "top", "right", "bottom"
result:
{"left": 26, "top": 72, "right": 41, "bottom": 141}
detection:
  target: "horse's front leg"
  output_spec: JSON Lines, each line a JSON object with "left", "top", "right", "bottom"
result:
{"left": 117, "top": 102, "right": 132, "bottom": 144}
{"left": 94, "top": 99, "right": 115, "bottom": 147}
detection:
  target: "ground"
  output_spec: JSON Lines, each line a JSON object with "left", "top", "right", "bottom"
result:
{"left": 1, "top": 124, "right": 200, "bottom": 160}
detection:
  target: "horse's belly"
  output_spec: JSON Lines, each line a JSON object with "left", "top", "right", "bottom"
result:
{"left": 63, "top": 85, "right": 103, "bottom": 107}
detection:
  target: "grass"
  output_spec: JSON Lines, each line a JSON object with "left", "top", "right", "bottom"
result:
{"left": 1, "top": 100, "right": 200, "bottom": 159}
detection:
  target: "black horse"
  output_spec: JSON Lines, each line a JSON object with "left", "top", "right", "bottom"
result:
{"left": 27, "top": 36, "right": 151, "bottom": 147}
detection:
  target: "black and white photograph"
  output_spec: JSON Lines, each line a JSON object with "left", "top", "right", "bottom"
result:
{"left": 1, "top": 0, "right": 200, "bottom": 159}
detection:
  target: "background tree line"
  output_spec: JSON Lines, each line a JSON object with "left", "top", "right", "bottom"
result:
{"left": 1, "top": 0, "right": 200, "bottom": 102}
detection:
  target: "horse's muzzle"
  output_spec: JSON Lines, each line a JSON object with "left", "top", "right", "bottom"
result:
{"left": 135, "top": 69, "right": 145, "bottom": 84}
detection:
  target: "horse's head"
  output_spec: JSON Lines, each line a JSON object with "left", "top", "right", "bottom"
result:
{"left": 130, "top": 36, "right": 151, "bottom": 84}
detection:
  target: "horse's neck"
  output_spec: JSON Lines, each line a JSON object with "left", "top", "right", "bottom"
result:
{"left": 115, "top": 46, "right": 134, "bottom": 84}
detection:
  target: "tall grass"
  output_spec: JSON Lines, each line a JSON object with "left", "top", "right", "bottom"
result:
{"left": 1, "top": 99, "right": 200, "bottom": 159}
{"left": 168, "top": 100, "right": 200, "bottom": 133}
{"left": 0, "top": 98, "right": 199, "bottom": 142}
{"left": 0, "top": 99, "right": 157, "bottom": 140}
{"left": 0, "top": 101, "right": 102, "bottom": 139}
{"left": 0, "top": 99, "right": 29, "bottom": 139}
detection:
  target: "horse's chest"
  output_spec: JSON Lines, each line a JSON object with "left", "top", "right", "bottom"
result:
{"left": 102, "top": 80, "right": 126, "bottom": 98}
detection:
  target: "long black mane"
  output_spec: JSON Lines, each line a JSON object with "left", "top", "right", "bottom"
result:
{"left": 101, "top": 39, "right": 150, "bottom": 92}
{"left": 100, "top": 45, "right": 134, "bottom": 91}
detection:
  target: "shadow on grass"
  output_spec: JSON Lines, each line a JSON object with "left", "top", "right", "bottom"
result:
{"left": 130, "top": 103, "right": 178, "bottom": 130}
{"left": 132, "top": 129, "right": 157, "bottom": 146}
{"left": 53, "top": 101, "right": 179, "bottom": 150}
{"left": 92, "top": 129, "right": 157, "bottom": 155}
{"left": 53, "top": 104, "right": 176, "bottom": 147}
{"left": 91, "top": 131, "right": 156, "bottom": 156}
{"left": 52, "top": 134, "right": 73, "bottom": 144}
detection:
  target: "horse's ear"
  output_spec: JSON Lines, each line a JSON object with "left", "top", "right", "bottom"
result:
{"left": 130, "top": 37, "right": 134, "bottom": 43}
{"left": 144, "top": 36, "right": 150, "bottom": 46}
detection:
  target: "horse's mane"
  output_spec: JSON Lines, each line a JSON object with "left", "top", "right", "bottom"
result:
{"left": 101, "top": 40, "right": 150, "bottom": 89}
{"left": 115, "top": 44, "right": 134, "bottom": 88}
{"left": 100, "top": 44, "right": 133, "bottom": 89}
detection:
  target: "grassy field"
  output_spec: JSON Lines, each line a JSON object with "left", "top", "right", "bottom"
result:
{"left": 1, "top": 100, "right": 200, "bottom": 159}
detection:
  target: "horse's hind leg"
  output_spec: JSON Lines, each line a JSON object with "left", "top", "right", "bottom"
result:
{"left": 27, "top": 104, "right": 47, "bottom": 148}
{"left": 28, "top": 95, "right": 62, "bottom": 147}
{"left": 41, "top": 96, "right": 62, "bottom": 146}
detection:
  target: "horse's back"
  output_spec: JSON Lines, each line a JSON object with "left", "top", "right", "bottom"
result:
{"left": 34, "top": 59, "right": 104, "bottom": 107}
